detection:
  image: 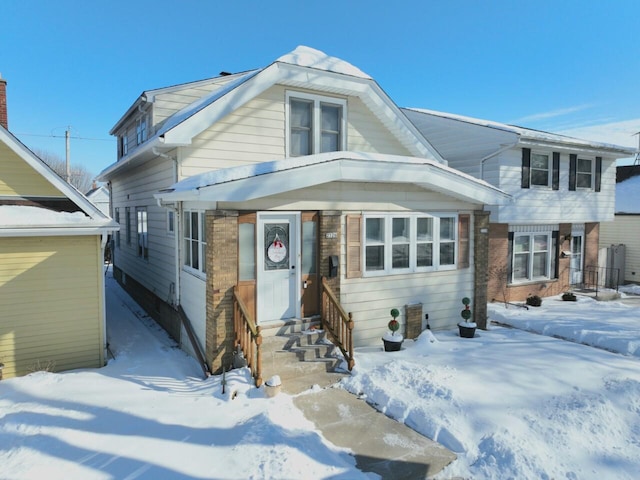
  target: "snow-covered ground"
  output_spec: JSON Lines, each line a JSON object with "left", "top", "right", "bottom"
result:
{"left": 1, "top": 275, "right": 639, "bottom": 479}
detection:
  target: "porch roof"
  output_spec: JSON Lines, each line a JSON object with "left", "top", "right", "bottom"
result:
{"left": 155, "top": 151, "right": 512, "bottom": 206}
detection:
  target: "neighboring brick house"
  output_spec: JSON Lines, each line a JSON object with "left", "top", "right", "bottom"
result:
{"left": 98, "top": 47, "right": 510, "bottom": 373}
{"left": 403, "top": 108, "right": 636, "bottom": 303}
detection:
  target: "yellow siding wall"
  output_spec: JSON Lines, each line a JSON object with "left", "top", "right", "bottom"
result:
{"left": 0, "top": 142, "right": 65, "bottom": 197}
{"left": 0, "top": 236, "right": 104, "bottom": 378}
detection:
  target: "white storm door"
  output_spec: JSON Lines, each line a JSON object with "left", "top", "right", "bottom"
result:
{"left": 570, "top": 235, "right": 583, "bottom": 285}
{"left": 257, "top": 213, "right": 299, "bottom": 323}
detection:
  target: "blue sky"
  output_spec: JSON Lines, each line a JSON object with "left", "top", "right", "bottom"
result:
{"left": 2, "top": 0, "right": 639, "bottom": 178}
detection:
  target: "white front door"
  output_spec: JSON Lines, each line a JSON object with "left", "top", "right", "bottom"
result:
{"left": 570, "top": 235, "right": 583, "bottom": 285}
{"left": 257, "top": 213, "right": 300, "bottom": 323}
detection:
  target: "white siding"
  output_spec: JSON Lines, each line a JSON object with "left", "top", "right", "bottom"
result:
{"left": 111, "top": 155, "right": 177, "bottom": 302}
{"left": 487, "top": 149, "right": 616, "bottom": 224}
{"left": 600, "top": 215, "right": 640, "bottom": 284}
{"left": 220, "top": 181, "right": 476, "bottom": 212}
{"left": 339, "top": 213, "right": 476, "bottom": 346}
{"left": 180, "top": 270, "right": 206, "bottom": 355}
{"left": 153, "top": 78, "right": 239, "bottom": 130}
{"left": 178, "top": 85, "right": 414, "bottom": 179}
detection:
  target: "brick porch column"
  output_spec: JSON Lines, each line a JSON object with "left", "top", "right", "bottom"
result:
{"left": 473, "top": 210, "right": 490, "bottom": 329}
{"left": 205, "top": 210, "right": 238, "bottom": 374}
{"left": 319, "top": 211, "right": 342, "bottom": 297}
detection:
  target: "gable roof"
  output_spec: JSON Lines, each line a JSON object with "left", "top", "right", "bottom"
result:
{"left": 403, "top": 107, "right": 637, "bottom": 158}
{"left": 155, "top": 151, "right": 512, "bottom": 207}
{"left": 99, "top": 46, "right": 443, "bottom": 181}
{"left": 0, "top": 125, "right": 118, "bottom": 236}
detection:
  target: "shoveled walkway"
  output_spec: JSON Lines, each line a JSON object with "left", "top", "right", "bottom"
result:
{"left": 293, "top": 386, "right": 457, "bottom": 479}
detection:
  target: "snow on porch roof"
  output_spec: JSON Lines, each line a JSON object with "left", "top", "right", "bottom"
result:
{"left": 155, "top": 151, "right": 512, "bottom": 206}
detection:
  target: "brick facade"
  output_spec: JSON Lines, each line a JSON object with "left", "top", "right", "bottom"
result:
{"left": 487, "top": 222, "right": 584, "bottom": 303}
{"left": 473, "top": 210, "right": 490, "bottom": 329}
{"left": 319, "top": 211, "right": 342, "bottom": 297}
{"left": 205, "top": 210, "right": 239, "bottom": 374}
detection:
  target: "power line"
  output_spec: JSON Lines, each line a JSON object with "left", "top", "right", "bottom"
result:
{"left": 14, "top": 132, "right": 113, "bottom": 142}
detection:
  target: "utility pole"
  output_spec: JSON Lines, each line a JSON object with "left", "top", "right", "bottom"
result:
{"left": 65, "top": 126, "right": 71, "bottom": 183}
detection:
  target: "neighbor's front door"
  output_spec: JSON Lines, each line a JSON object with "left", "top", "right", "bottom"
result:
{"left": 570, "top": 234, "right": 583, "bottom": 285}
{"left": 257, "top": 213, "right": 299, "bottom": 322}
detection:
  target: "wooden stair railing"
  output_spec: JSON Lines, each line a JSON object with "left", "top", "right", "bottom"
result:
{"left": 321, "top": 277, "right": 355, "bottom": 371}
{"left": 233, "top": 286, "right": 263, "bottom": 387}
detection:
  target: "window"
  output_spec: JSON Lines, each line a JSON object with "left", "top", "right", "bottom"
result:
{"left": 287, "top": 91, "right": 346, "bottom": 157}
{"left": 576, "top": 158, "right": 593, "bottom": 188}
{"left": 511, "top": 231, "right": 558, "bottom": 283}
{"left": 136, "top": 207, "right": 148, "bottom": 260}
{"left": 184, "top": 211, "right": 207, "bottom": 274}
{"left": 363, "top": 213, "right": 457, "bottom": 275}
{"left": 114, "top": 208, "right": 121, "bottom": 247}
{"left": 530, "top": 152, "right": 550, "bottom": 186}
{"left": 125, "top": 207, "right": 131, "bottom": 245}
{"left": 118, "top": 134, "right": 128, "bottom": 158}
{"left": 136, "top": 115, "right": 147, "bottom": 145}
{"left": 167, "top": 211, "right": 175, "bottom": 235}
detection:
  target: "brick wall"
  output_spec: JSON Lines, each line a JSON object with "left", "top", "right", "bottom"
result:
{"left": 319, "top": 211, "right": 342, "bottom": 297}
{"left": 0, "top": 76, "right": 7, "bottom": 129}
{"left": 584, "top": 222, "right": 599, "bottom": 271}
{"left": 205, "top": 210, "right": 238, "bottom": 374}
{"left": 487, "top": 223, "right": 573, "bottom": 303}
{"left": 405, "top": 303, "right": 423, "bottom": 339}
{"left": 473, "top": 211, "right": 490, "bottom": 328}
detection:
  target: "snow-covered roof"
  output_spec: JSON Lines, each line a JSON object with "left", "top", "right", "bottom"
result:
{"left": 616, "top": 175, "right": 640, "bottom": 214}
{"left": 404, "top": 107, "right": 637, "bottom": 156}
{"left": 99, "top": 46, "right": 441, "bottom": 181}
{"left": 1, "top": 126, "right": 118, "bottom": 236}
{"left": 155, "top": 151, "right": 511, "bottom": 207}
{"left": 276, "top": 45, "right": 371, "bottom": 79}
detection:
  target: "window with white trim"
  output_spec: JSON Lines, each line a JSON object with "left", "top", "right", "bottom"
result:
{"left": 530, "top": 152, "right": 551, "bottom": 187}
{"left": 184, "top": 211, "right": 207, "bottom": 274}
{"left": 576, "top": 158, "right": 593, "bottom": 189}
{"left": 114, "top": 208, "right": 121, "bottom": 247}
{"left": 512, "top": 232, "right": 551, "bottom": 282}
{"left": 136, "top": 207, "right": 148, "bottom": 260}
{"left": 118, "top": 133, "right": 128, "bottom": 158}
{"left": 136, "top": 115, "right": 148, "bottom": 145}
{"left": 364, "top": 213, "right": 457, "bottom": 275}
{"left": 167, "top": 211, "right": 175, "bottom": 235}
{"left": 125, "top": 207, "right": 131, "bottom": 245}
{"left": 286, "top": 91, "right": 346, "bottom": 157}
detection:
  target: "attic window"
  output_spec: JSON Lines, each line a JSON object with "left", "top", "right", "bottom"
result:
{"left": 286, "top": 91, "right": 346, "bottom": 157}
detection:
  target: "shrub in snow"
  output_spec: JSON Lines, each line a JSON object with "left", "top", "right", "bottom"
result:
{"left": 526, "top": 294, "right": 543, "bottom": 307}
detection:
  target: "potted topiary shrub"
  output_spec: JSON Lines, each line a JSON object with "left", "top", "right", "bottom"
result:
{"left": 526, "top": 294, "right": 542, "bottom": 307}
{"left": 382, "top": 308, "right": 404, "bottom": 351}
{"left": 457, "top": 297, "right": 476, "bottom": 338}
{"left": 562, "top": 292, "right": 577, "bottom": 301}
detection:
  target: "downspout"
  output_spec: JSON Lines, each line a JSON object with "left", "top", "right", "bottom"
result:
{"left": 152, "top": 146, "right": 181, "bottom": 308}
{"left": 100, "top": 232, "right": 109, "bottom": 364}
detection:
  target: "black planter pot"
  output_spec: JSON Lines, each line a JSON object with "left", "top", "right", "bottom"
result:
{"left": 458, "top": 324, "right": 476, "bottom": 338}
{"left": 382, "top": 337, "right": 403, "bottom": 351}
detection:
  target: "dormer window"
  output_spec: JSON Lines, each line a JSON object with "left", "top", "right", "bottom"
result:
{"left": 286, "top": 91, "right": 346, "bottom": 157}
{"left": 136, "top": 115, "right": 148, "bottom": 145}
{"left": 118, "top": 132, "right": 128, "bottom": 158}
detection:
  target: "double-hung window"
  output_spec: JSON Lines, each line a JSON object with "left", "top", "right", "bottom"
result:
{"left": 125, "top": 207, "right": 131, "bottom": 245}
{"left": 576, "top": 158, "right": 593, "bottom": 189}
{"left": 364, "top": 213, "right": 457, "bottom": 276}
{"left": 114, "top": 208, "right": 121, "bottom": 247}
{"left": 118, "top": 134, "right": 128, "bottom": 159}
{"left": 136, "top": 115, "right": 147, "bottom": 145}
{"left": 530, "top": 152, "right": 550, "bottom": 187}
{"left": 184, "top": 211, "right": 207, "bottom": 275}
{"left": 512, "top": 231, "right": 554, "bottom": 282}
{"left": 287, "top": 91, "right": 346, "bottom": 157}
{"left": 136, "top": 207, "right": 148, "bottom": 260}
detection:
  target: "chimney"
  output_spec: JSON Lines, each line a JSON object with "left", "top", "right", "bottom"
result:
{"left": 0, "top": 73, "right": 7, "bottom": 130}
